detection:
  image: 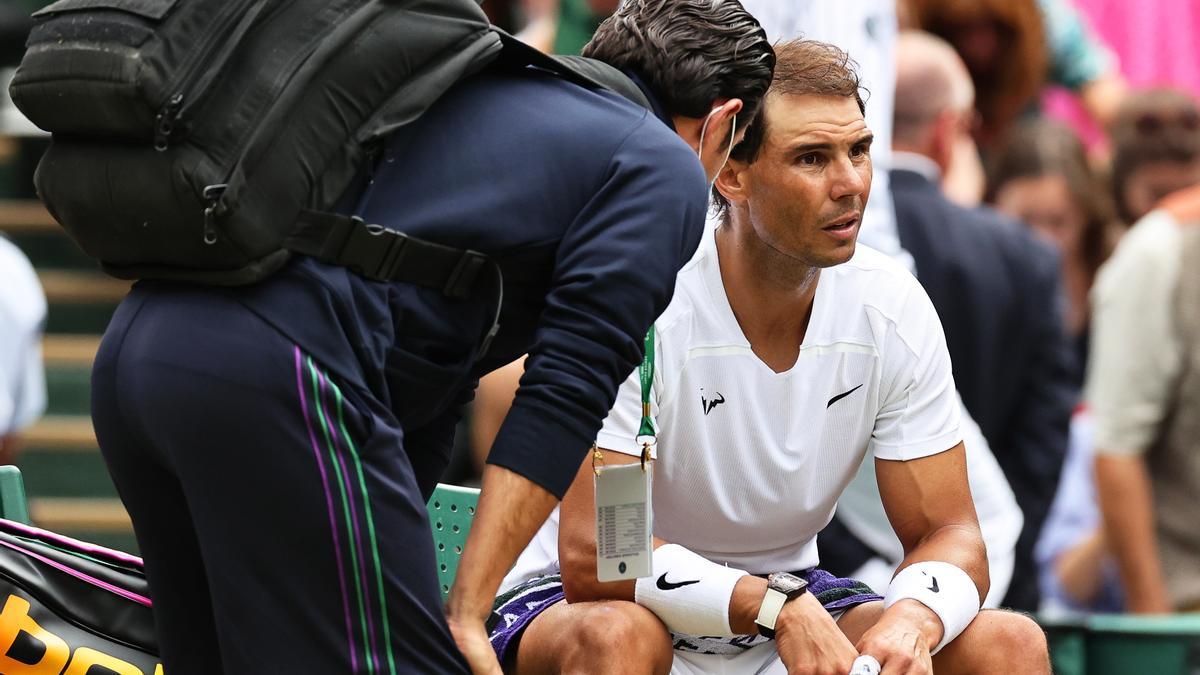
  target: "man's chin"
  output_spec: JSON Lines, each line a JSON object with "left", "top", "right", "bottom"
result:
{"left": 815, "top": 240, "right": 857, "bottom": 268}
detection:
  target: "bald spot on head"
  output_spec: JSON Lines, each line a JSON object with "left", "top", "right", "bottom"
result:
{"left": 893, "top": 30, "right": 974, "bottom": 148}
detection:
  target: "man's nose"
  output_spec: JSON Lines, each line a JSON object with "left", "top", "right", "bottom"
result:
{"left": 830, "top": 157, "right": 867, "bottom": 201}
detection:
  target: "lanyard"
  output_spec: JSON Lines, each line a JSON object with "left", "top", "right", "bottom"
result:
{"left": 593, "top": 324, "right": 656, "bottom": 474}
{"left": 635, "top": 325, "right": 656, "bottom": 469}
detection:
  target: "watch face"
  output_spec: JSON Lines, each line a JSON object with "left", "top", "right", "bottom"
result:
{"left": 769, "top": 572, "right": 808, "bottom": 596}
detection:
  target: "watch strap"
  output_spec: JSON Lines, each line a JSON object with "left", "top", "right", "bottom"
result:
{"left": 754, "top": 587, "right": 788, "bottom": 639}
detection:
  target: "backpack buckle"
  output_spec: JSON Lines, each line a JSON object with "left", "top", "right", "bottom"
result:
{"left": 338, "top": 216, "right": 407, "bottom": 281}
{"left": 443, "top": 250, "right": 489, "bottom": 300}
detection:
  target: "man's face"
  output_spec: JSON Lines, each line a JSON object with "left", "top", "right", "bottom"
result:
{"left": 734, "top": 93, "right": 873, "bottom": 268}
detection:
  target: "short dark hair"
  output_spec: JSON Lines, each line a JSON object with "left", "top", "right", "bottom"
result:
{"left": 582, "top": 0, "right": 775, "bottom": 123}
{"left": 1109, "top": 88, "right": 1200, "bottom": 223}
{"left": 713, "top": 39, "right": 866, "bottom": 214}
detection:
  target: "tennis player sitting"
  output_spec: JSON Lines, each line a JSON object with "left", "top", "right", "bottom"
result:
{"left": 485, "top": 40, "right": 1050, "bottom": 675}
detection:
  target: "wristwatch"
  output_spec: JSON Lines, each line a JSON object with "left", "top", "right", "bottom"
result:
{"left": 755, "top": 572, "right": 809, "bottom": 639}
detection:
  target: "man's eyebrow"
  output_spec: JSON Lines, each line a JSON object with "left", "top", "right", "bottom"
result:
{"left": 784, "top": 133, "right": 875, "bottom": 154}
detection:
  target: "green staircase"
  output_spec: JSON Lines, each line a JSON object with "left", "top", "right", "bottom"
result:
{"left": 3, "top": 199, "right": 137, "bottom": 553}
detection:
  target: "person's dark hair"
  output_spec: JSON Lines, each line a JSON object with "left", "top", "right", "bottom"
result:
{"left": 987, "top": 119, "right": 1115, "bottom": 285}
{"left": 712, "top": 39, "right": 866, "bottom": 215}
{"left": 582, "top": 0, "right": 775, "bottom": 123}
{"left": 1109, "top": 88, "right": 1200, "bottom": 224}
{"left": 908, "top": 0, "right": 1046, "bottom": 148}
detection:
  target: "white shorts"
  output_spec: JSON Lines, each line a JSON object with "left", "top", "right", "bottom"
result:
{"left": 668, "top": 605, "right": 856, "bottom": 675}
{"left": 671, "top": 642, "right": 786, "bottom": 675}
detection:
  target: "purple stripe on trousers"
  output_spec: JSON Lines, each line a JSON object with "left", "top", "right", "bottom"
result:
{"left": 295, "top": 346, "right": 358, "bottom": 673}
{"left": 317, "top": 368, "right": 381, "bottom": 671}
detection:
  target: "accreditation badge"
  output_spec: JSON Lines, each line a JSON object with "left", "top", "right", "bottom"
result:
{"left": 593, "top": 458, "right": 652, "bottom": 582}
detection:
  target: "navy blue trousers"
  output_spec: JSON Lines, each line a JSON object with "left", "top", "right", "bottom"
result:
{"left": 91, "top": 286, "right": 468, "bottom": 674}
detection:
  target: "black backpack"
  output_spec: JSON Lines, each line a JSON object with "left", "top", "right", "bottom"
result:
{"left": 10, "top": 0, "right": 650, "bottom": 290}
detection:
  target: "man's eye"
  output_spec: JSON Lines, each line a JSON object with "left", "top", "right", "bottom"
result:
{"left": 851, "top": 144, "right": 870, "bottom": 158}
{"left": 798, "top": 153, "right": 820, "bottom": 166}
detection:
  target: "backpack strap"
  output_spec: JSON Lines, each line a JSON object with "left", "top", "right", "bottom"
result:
{"left": 285, "top": 32, "right": 652, "bottom": 303}
{"left": 284, "top": 210, "right": 493, "bottom": 300}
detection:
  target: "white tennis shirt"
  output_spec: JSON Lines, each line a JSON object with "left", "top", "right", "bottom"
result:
{"left": 502, "top": 232, "right": 961, "bottom": 589}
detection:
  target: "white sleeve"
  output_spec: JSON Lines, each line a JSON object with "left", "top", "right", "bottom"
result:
{"left": 0, "top": 240, "right": 47, "bottom": 435}
{"left": 1085, "top": 211, "right": 1182, "bottom": 455}
{"left": 596, "top": 332, "right": 660, "bottom": 459}
{"left": 10, "top": 331, "right": 46, "bottom": 433}
{"left": 869, "top": 282, "right": 962, "bottom": 461}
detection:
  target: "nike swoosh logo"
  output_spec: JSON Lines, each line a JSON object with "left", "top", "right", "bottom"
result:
{"left": 656, "top": 573, "right": 701, "bottom": 591}
{"left": 827, "top": 384, "right": 864, "bottom": 408}
{"left": 928, "top": 577, "right": 940, "bottom": 593}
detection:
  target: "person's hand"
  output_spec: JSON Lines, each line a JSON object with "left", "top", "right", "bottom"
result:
{"left": 446, "top": 614, "right": 502, "bottom": 675}
{"left": 773, "top": 592, "right": 859, "bottom": 675}
{"left": 854, "top": 600, "right": 940, "bottom": 675}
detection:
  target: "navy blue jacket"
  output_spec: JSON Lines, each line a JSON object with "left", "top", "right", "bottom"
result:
{"left": 235, "top": 69, "right": 708, "bottom": 498}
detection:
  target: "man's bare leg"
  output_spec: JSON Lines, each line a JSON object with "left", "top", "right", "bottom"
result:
{"left": 512, "top": 599, "right": 673, "bottom": 675}
{"left": 837, "top": 601, "right": 1050, "bottom": 674}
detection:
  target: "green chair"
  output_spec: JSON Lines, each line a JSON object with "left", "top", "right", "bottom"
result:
{"left": 1040, "top": 614, "right": 1088, "bottom": 675}
{"left": 1084, "top": 614, "right": 1200, "bottom": 674}
{"left": 0, "top": 465, "right": 30, "bottom": 524}
{"left": 427, "top": 483, "right": 480, "bottom": 600}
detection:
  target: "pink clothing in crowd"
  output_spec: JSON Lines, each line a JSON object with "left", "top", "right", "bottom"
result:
{"left": 1044, "top": 0, "right": 1200, "bottom": 144}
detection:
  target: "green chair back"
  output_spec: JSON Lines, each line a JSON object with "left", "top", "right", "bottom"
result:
{"left": 0, "top": 465, "right": 30, "bottom": 524}
{"left": 1042, "top": 613, "right": 1200, "bottom": 675}
{"left": 1085, "top": 614, "right": 1200, "bottom": 674}
{"left": 426, "top": 483, "right": 480, "bottom": 600}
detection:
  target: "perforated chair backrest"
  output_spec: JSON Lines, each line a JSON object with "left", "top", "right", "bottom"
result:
{"left": 427, "top": 483, "right": 480, "bottom": 600}
{"left": 0, "top": 466, "right": 30, "bottom": 525}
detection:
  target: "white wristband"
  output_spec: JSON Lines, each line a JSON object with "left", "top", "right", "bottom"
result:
{"left": 634, "top": 544, "right": 748, "bottom": 637}
{"left": 883, "top": 561, "right": 980, "bottom": 654}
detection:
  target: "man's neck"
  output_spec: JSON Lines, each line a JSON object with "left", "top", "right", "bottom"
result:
{"left": 714, "top": 224, "right": 820, "bottom": 372}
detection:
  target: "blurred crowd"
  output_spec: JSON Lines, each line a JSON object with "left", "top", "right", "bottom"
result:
{"left": 3, "top": 0, "right": 1200, "bottom": 619}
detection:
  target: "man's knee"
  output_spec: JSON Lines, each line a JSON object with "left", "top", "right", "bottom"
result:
{"left": 940, "top": 610, "right": 1050, "bottom": 674}
{"left": 561, "top": 601, "right": 672, "bottom": 672}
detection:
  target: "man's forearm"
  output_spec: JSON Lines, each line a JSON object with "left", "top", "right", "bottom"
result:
{"left": 898, "top": 524, "right": 990, "bottom": 603}
{"left": 891, "top": 523, "right": 990, "bottom": 650}
{"left": 446, "top": 464, "right": 559, "bottom": 621}
{"left": 1095, "top": 453, "right": 1172, "bottom": 613}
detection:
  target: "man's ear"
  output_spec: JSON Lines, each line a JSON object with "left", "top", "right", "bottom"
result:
{"left": 714, "top": 157, "right": 749, "bottom": 207}
{"left": 711, "top": 98, "right": 745, "bottom": 152}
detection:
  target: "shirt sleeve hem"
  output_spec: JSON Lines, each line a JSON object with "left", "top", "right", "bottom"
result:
{"left": 486, "top": 401, "right": 598, "bottom": 499}
{"left": 870, "top": 429, "right": 963, "bottom": 462}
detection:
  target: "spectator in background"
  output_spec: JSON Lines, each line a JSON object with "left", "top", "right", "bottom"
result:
{"left": 988, "top": 122, "right": 1124, "bottom": 614}
{"left": 1109, "top": 89, "right": 1200, "bottom": 226}
{"left": 1037, "top": 0, "right": 1127, "bottom": 130}
{"left": 1035, "top": 407, "right": 1124, "bottom": 613}
{"left": 884, "top": 30, "right": 1075, "bottom": 612}
{"left": 988, "top": 120, "right": 1117, "bottom": 378}
{"left": 1042, "top": 0, "right": 1200, "bottom": 150}
{"left": 0, "top": 235, "right": 46, "bottom": 466}
{"left": 908, "top": 0, "right": 1047, "bottom": 150}
{"left": 1090, "top": 182, "right": 1200, "bottom": 613}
